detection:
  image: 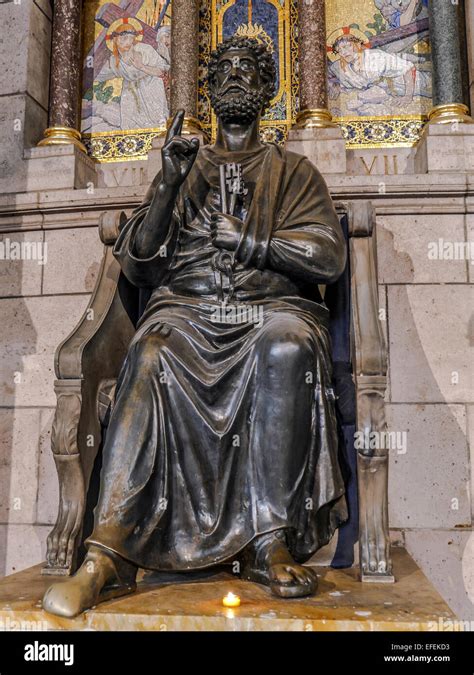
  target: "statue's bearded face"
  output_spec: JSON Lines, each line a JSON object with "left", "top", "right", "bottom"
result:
{"left": 209, "top": 48, "right": 267, "bottom": 124}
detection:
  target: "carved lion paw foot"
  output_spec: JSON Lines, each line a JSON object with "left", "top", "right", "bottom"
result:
{"left": 45, "top": 454, "right": 85, "bottom": 573}
{"left": 360, "top": 517, "right": 393, "bottom": 580}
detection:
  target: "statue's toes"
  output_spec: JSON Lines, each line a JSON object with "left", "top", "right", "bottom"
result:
{"left": 292, "top": 565, "right": 317, "bottom": 588}
{"left": 269, "top": 564, "right": 294, "bottom": 587}
{"left": 270, "top": 564, "right": 317, "bottom": 598}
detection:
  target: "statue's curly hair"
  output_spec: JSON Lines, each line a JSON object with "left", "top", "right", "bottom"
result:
{"left": 207, "top": 36, "right": 276, "bottom": 113}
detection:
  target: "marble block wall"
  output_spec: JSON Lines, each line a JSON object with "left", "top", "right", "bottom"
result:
{"left": 376, "top": 210, "right": 473, "bottom": 620}
{"left": 0, "top": 0, "right": 52, "bottom": 194}
{"left": 0, "top": 223, "right": 104, "bottom": 575}
{"left": 326, "top": 164, "right": 473, "bottom": 620}
{"left": 0, "top": 176, "right": 146, "bottom": 577}
{"left": 358, "top": 181, "right": 474, "bottom": 620}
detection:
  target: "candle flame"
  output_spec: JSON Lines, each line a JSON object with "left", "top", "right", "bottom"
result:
{"left": 222, "top": 591, "right": 241, "bottom": 607}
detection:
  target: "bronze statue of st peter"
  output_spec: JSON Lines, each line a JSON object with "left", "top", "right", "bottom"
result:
{"left": 43, "top": 35, "right": 347, "bottom": 618}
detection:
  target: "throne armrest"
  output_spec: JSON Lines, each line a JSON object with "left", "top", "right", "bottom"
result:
{"left": 348, "top": 200, "right": 386, "bottom": 378}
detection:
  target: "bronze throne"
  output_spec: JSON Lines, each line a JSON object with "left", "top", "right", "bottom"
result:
{"left": 43, "top": 199, "right": 394, "bottom": 585}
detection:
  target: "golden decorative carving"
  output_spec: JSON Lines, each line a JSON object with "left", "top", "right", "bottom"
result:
{"left": 294, "top": 108, "right": 337, "bottom": 129}
{"left": 83, "top": 127, "right": 165, "bottom": 163}
{"left": 38, "top": 126, "right": 87, "bottom": 153}
{"left": 336, "top": 115, "right": 427, "bottom": 149}
{"left": 427, "top": 103, "right": 474, "bottom": 125}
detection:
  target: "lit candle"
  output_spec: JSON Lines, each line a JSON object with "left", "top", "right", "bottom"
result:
{"left": 222, "top": 592, "right": 241, "bottom": 608}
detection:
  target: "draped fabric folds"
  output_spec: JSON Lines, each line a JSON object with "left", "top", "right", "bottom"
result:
{"left": 87, "top": 143, "right": 348, "bottom": 570}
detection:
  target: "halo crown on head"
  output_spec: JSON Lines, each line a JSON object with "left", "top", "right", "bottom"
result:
{"left": 105, "top": 17, "right": 144, "bottom": 50}
{"left": 327, "top": 26, "right": 369, "bottom": 62}
{"left": 235, "top": 22, "right": 274, "bottom": 53}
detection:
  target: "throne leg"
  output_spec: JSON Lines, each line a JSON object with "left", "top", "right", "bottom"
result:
{"left": 42, "top": 380, "right": 85, "bottom": 576}
{"left": 347, "top": 202, "right": 394, "bottom": 583}
{"left": 356, "top": 377, "right": 394, "bottom": 582}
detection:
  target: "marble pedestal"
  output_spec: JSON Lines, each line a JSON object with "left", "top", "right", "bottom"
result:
{"left": 0, "top": 548, "right": 457, "bottom": 631}
{"left": 414, "top": 124, "right": 474, "bottom": 173}
{"left": 286, "top": 127, "right": 347, "bottom": 175}
{"left": 24, "top": 145, "right": 97, "bottom": 191}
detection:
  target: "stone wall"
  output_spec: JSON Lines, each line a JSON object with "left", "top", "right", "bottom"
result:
{"left": 0, "top": 0, "right": 472, "bottom": 623}
{"left": 0, "top": 173, "right": 151, "bottom": 574}
{"left": 0, "top": 0, "right": 51, "bottom": 195}
{"left": 370, "top": 181, "right": 473, "bottom": 621}
{"left": 0, "top": 221, "right": 102, "bottom": 574}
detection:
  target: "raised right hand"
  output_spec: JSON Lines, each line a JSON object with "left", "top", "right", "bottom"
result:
{"left": 162, "top": 109, "right": 200, "bottom": 189}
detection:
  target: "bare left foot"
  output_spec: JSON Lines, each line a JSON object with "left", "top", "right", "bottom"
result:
{"left": 241, "top": 530, "right": 317, "bottom": 598}
{"left": 43, "top": 546, "right": 137, "bottom": 618}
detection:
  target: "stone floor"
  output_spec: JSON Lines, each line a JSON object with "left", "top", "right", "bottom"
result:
{"left": 0, "top": 548, "right": 457, "bottom": 631}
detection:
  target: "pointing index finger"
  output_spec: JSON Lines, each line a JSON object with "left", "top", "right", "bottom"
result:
{"left": 165, "top": 109, "right": 185, "bottom": 143}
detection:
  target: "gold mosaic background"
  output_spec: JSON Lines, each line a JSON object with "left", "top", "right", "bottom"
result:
{"left": 326, "top": 0, "right": 431, "bottom": 148}
{"left": 81, "top": 0, "right": 432, "bottom": 162}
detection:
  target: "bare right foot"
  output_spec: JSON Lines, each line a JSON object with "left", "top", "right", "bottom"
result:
{"left": 241, "top": 530, "right": 318, "bottom": 598}
{"left": 42, "top": 547, "right": 137, "bottom": 618}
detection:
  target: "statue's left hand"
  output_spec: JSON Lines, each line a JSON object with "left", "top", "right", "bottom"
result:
{"left": 210, "top": 212, "right": 243, "bottom": 251}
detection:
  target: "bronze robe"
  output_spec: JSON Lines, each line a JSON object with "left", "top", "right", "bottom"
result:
{"left": 87, "top": 143, "right": 348, "bottom": 570}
